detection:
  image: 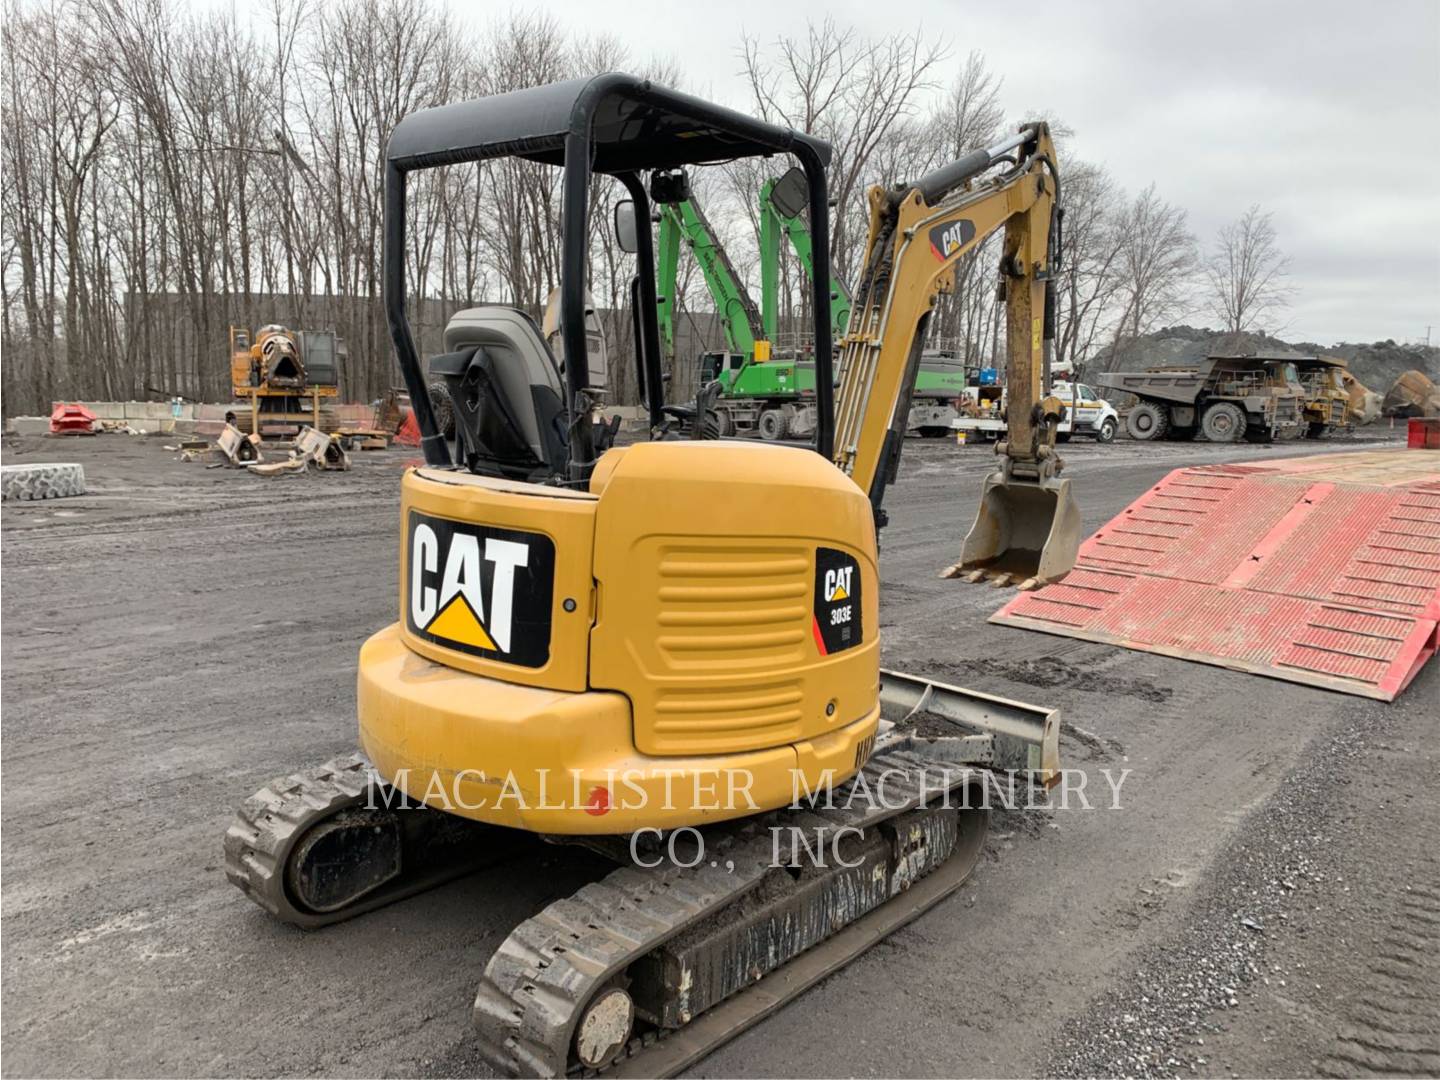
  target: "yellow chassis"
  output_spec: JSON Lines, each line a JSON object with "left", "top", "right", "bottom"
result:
{"left": 359, "top": 624, "right": 878, "bottom": 835}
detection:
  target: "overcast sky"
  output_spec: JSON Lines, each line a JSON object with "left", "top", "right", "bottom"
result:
{"left": 490, "top": 0, "right": 1439, "bottom": 346}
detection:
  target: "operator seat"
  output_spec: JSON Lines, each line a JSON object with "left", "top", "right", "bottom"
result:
{"left": 540, "top": 288, "right": 622, "bottom": 452}
{"left": 431, "top": 306, "right": 569, "bottom": 482}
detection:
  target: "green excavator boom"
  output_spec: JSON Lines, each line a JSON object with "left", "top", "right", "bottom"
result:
{"left": 759, "top": 172, "right": 852, "bottom": 343}
{"left": 655, "top": 197, "right": 763, "bottom": 360}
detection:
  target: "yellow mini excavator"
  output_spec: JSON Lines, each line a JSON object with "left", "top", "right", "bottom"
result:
{"left": 226, "top": 75, "right": 1075, "bottom": 1077}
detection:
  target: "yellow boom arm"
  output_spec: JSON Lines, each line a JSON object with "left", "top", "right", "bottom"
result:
{"left": 832, "top": 123, "right": 1080, "bottom": 583}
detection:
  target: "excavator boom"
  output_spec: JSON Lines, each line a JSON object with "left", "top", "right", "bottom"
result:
{"left": 761, "top": 170, "right": 853, "bottom": 342}
{"left": 834, "top": 124, "right": 1081, "bottom": 583}
{"left": 657, "top": 196, "right": 765, "bottom": 358}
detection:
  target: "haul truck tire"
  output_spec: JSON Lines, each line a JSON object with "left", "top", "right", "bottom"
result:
{"left": 1126, "top": 401, "right": 1170, "bottom": 441}
{"left": 1201, "top": 402, "right": 1245, "bottom": 443}
{"left": 1, "top": 462, "right": 86, "bottom": 501}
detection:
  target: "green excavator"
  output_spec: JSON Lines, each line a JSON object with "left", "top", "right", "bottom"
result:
{"left": 760, "top": 167, "right": 966, "bottom": 436}
{"left": 657, "top": 171, "right": 967, "bottom": 440}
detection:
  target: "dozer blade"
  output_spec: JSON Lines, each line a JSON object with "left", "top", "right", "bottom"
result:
{"left": 950, "top": 470, "right": 1082, "bottom": 586}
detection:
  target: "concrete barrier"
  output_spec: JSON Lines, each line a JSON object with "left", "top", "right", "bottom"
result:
{"left": 12, "top": 398, "right": 652, "bottom": 437}
{"left": 121, "top": 402, "right": 171, "bottom": 421}
{"left": 75, "top": 402, "right": 128, "bottom": 420}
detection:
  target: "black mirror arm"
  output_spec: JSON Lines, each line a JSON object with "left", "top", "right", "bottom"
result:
{"left": 628, "top": 274, "right": 647, "bottom": 404}
{"left": 618, "top": 170, "right": 665, "bottom": 434}
{"left": 383, "top": 161, "right": 451, "bottom": 467}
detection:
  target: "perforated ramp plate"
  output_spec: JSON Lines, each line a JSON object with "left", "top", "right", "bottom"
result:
{"left": 993, "top": 450, "right": 1440, "bottom": 700}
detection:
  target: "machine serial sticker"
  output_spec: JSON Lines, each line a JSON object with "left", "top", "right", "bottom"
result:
{"left": 405, "top": 511, "right": 555, "bottom": 667}
{"left": 813, "top": 547, "right": 863, "bottom": 656}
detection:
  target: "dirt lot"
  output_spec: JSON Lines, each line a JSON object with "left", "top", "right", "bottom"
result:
{"left": 2, "top": 426, "right": 1435, "bottom": 1078}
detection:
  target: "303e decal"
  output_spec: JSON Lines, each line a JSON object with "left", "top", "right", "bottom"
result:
{"left": 813, "top": 546, "right": 863, "bottom": 656}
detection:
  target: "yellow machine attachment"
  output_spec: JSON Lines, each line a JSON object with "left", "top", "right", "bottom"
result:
{"left": 1341, "top": 368, "right": 1382, "bottom": 426}
{"left": 832, "top": 123, "right": 1081, "bottom": 585}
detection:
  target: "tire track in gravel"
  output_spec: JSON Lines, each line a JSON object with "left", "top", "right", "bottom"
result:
{"left": 1314, "top": 844, "right": 1440, "bottom": 1078}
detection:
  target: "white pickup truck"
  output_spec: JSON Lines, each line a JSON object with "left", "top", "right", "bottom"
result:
{"left": 951, "top": 380, "right": 1119, "bottom": 443}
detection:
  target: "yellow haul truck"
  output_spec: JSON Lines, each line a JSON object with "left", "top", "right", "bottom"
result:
{"left": 225, "top": 76, "right": 1074, "bottom": 1076}
{"left": 1292, "top": 355, "right": 1351, "bottom": 438}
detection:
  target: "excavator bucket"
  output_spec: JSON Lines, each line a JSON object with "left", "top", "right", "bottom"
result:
{"left": 951, "top": 471, "right": 1082, "bottom": 585}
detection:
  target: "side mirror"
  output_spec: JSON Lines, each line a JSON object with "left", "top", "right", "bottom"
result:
{"left": 614, "top": 200, "right": 638, "bottom": 254}
{"left": 769, "top": 166, "right": 809, "bottom": 219}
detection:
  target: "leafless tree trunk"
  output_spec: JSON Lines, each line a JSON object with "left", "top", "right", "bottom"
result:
{"left": 0, "top": 3, "right": 1206, "bottom": 418}
{"left": 1203, "top": 203, "right": 1294, "bottom": 335}
{"left": 739, "top": 20, "right": 945, "bottom": 287}
{"left": 1054, "top": 161, "right": 1125, "bottom": 375}
{"left": 1112, "top": 183, "right": 1198, "bottom": 353}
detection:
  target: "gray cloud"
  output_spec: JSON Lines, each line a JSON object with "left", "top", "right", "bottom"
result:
{"left": 475, "top": 0, "right": 1439, "bottom": 344}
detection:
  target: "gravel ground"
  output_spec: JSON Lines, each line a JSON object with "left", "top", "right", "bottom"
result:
{"left": 2, "top": 424, "right": 1434, "bottom": 1078}
{"left": 1048, "top": 693, "right": 1439, "bottom": 1078}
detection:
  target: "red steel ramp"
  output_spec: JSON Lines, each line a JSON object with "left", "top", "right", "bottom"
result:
{"left": 993, "top": 450, "right": 1440, "bottom": 700}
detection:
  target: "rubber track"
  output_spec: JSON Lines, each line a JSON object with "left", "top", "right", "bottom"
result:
{"left": 605, "top": 819, "right": 985, "bottom": 1079}
{"left": 224, "top": 752, "right": 489, "bottom": 929}
{"left": 223, "top": 753, "right": 376, "bottom": 926}
{"left": 472, "top": 747, "right": 994, "bottom": 1077}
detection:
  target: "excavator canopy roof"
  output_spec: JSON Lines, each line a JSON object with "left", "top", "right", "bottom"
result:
{"left": 387, "top": 73, "right": 832, "bottom": 174}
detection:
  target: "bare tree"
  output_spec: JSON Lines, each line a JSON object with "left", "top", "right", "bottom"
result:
{"left": 739, "top": 21, "right": 946, "bottom": 286}
{"left": 0, "top": 1, "right": 1209, "bottom": 417}
{"left": 1112, "top": 183, "right": 1197, "bottom": 345}
{"left": 917, "top": 53, "right": 1006, "bottom": 358}
{"left": 1055, "top": 161, "right": 1126, "bottom": 374}
{"left": 928, "top": 51, "right": 1005, "bottom": 166}
{"left": 1204, "top": 203, "right": 1293, "bottom": 334}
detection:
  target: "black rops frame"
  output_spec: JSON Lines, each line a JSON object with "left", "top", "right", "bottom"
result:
{"left": 383, "top": 73, "right": 836, "bottom": 482}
